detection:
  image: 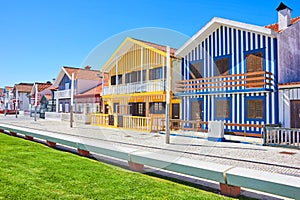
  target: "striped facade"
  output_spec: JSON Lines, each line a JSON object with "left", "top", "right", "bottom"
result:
{"left": 176, "top": 18, "right": 279, "bottom": 135}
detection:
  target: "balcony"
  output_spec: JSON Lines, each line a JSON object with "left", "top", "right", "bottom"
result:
{"left": 54, "top": 89, "right": 71, "bottom": 99}
{"left": 176, "top": 71, "right": 274, "bottom": 95}
{"left": 103, "top": 80, "right": 165, "bottom": 95}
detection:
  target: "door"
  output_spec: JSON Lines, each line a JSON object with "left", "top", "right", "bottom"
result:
{"left": 172, "top": 103, "right": 180, "bottom": 119}
{"left": 291, "top": 100, "right": 300, "bottom": 128}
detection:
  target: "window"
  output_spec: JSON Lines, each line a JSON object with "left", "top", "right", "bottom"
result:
{"left": 246, "top": 52, "right": 263, "bottom": 88}
{"left": 189, "top": 61, "right": 203, "bottom": 79}
{"left": 191, "top": 101, "right": 202, "bottom": 120}
{"left": 247, "top": 99, "right": 264, "bottom": 119}
{"left": 150, "top": 102, "right": 165, "bottom": 114}
{"left": 215, "top": 57, "right": 230, "bottom": 76}
{"left": 138, "top": 103, "right": 144, "bottom": 116}
{"left": 149, "top": 67, "right": 166, "bottom": 80}
{"left": 215, "top": 100, "right": 230, "bottom": 119}
{"left": 113, "top": 103, "right": 119, "bottom": 114}
{"left": 246, "top": 52, "right": 263, "bottom": 72}
{"left": 111, "top": 75, "right": 122, "bottom": 85}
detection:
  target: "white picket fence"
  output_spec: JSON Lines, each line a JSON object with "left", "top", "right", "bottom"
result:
{"left": 264, "top": 126, "right": 300, "bottom": 148}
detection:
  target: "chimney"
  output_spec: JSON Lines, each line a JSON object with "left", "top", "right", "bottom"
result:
{"left": 276, "top": 2, "right": 292, "bottom": 31}
{"left": 84, "top": 65, "right": 92, "bottom": 70}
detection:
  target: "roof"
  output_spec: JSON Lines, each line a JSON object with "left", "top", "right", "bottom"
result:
{"left": 63, "top": 66, "right": 101, "bottom": 81}
{"left": 52, "top": 66, "right": 106, "bottom": 88}
{"left": 13, "top": 83, "right": 34, "bottom": 93}
{"left": 278, "top": 81, "right": 300, "bottom": 89}
{"left": 30, "top": 82, "right": 53, "bottom": 96}
{"left": 276, "top": 2, "right": 292, "bottom": 11}
{"left": 132, "top": 38, "right": 177, "bottom": 57}
{"left": 265, "top": 16, "right": 300, "bottom": 33}
{"left": 36, "top": 82, "right": 52, "bottom": 92}
{"left": 176, "top": 17, "right": 277, "bottom": 57}
{"left": 102, "top": 37, "right": 178, "bottom": 71}
{"left": 75, "top": 84, "right": 103, "bottom": 98}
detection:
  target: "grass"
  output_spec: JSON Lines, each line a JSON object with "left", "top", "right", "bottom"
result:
{"left": 0, "top": 133, "right": 235, "bottom": 200}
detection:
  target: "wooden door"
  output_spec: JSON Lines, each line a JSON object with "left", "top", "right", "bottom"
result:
{"left": 291, "top": 100, "right": 300, "bottom": 128}
{"left": 172, "top": 103, "right": 180, "bottom": 119}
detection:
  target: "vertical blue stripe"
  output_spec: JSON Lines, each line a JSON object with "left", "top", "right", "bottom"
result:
{"left": 220, "top": 26, "right": 224, "bottom": 55}
{"left": 229, "top": 28, "right": 232, "bottom": 54}
{"left": 212, "top": 32, "right": 215, "bottom": 57}
{"left": 181, "top": 58, "right": 184, "bottom": 80}
{"left": 209, "top": 34, "right": 212, "bottom": 75}
{"left": 243, "top": 31, "right": 246, "bottom": 51}
{"left": 216, "top": 28, "right": 219, "bottom": 56}
{"left": 233, "top": 29, "right": 237, "bottom": 72}
{"left": 257, "top": 34, "right": 261, "bottom": 48}
{"left": 247, "top": 32, "right": 251, "bottom": 50}
{"left": 262, "top": 35, "right": 266, "bottom": 49}
{"left": 252, "top": 33, "right": 255, "bottom": 49}
{"left": 191, "top": 50, "right": 194, "bottom": 61}
{"left": 268, "top": 37, "right": 271, "bottom": 72}
{"left": 202, "top": 41, "right": 205, "bottom": 77}
{"left": 273, "top": 38, "right": 279, "bottom": 124}
{"left": 238, "top": 30, "right": 242, "bottom": 74}
{"left": 224, "top": 27, "right": 228, "bottom": 54}
{"left": 205, "top": 38, "right": 208, "bottom": 77}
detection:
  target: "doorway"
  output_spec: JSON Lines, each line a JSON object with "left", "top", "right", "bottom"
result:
{"left": 291, "top": 100, "right": 300, "bottom": 128}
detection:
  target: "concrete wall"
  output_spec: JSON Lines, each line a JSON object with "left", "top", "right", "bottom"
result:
{"left": 278, "top": 87, "right": 300, "bottom": 128}
{"left": 278, "top": 21, "right": 300, "bottom": 84}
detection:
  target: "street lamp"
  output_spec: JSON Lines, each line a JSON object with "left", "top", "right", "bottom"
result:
{"left": 165, "top": 46, "right": 171, "bottom": 144}
{"left": 70, "top": 73, "right": 74, "bottom": 128}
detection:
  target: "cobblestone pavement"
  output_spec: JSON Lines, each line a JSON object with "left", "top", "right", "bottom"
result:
{"left": 1, "top": 115, "right": 300, "bottom": 178}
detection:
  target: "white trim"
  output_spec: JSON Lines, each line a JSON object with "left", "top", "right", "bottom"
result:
{"left": 176, "top": 17, "right": 276, "bottom": 56}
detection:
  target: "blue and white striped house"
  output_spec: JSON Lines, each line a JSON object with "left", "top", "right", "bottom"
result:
{"left": 175, "top": 17, "right": 278, "bottom": 136}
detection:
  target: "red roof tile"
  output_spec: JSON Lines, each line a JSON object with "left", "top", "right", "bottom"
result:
{"left": 14, "top": 83, "right": 34, "bottom": 93}
{"left": 36, "top": 82, "right": 53, "bottom": 92}
{"left": 63, "top": 66, "right": 103, "bottom": 81}
{"left": 265, "top": 16, "right": 300, "bottom": 32}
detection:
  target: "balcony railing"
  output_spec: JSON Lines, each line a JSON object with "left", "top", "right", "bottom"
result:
{"left": 176, "top": 71, "right": 274, "bottom": 94}
{"left": 54, "top": 89, "right": 71, "bottom": 99}
{"left": 103, "top": 80, "right": 165, "bottom": 95}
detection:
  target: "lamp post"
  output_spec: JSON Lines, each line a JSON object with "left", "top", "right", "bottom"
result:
{"left": 34, "top": 84, "right": 38, "bottom": 121}
{"left": 165, "top": 46, "right": 171, "bottom": 144}
{"left": 15, "top": 89, "right": 18, "bottom": 118}
{"left": 70, "top": 73, "right": 74, "bottom": 128}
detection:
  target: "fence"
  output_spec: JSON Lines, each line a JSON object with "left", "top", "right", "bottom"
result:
{"left": 264, "top": 126, "right": 300, "bottom": 148}
{"left": 90, "top": 113, "right": 164, "bottom": 132}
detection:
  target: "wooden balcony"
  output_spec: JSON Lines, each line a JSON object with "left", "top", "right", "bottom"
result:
{"left": 176, "top": 71, "right": 274, "bottom": 95}
{"left": 103, "top": 80, "right": 165, "bottom": 96}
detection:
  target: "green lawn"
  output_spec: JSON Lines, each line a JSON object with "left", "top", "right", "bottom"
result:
{"left": 0, "top": 133, "right": 234, "bottom": 200}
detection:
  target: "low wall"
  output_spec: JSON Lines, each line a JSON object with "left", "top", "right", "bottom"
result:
{"left": 45, "top": 112, "right": 90, "bottom": 124}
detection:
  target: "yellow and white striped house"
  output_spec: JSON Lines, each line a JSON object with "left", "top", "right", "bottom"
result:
{"left": 91, "top": 37, "right": 181, "bottom": 131}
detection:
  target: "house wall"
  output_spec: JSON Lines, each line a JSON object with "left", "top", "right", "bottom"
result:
{"left": 77, "top": 79, "right": 99, "bottom": 94}
{"left": 19, "top": 92, "right": 30, "bottom": 111}
{"left": 278, "top": 22, "right": 300, "bottom": 84}
{"left": 180, "top": 25, "right": 278, "bottom": 134}
{"left": 278, "top": 86, "right": 300, "bottom": 128}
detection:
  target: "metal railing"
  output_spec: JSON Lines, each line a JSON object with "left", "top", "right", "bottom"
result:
{"left": 103, "top": 80, "right": 165, "bottom": 95}
{"left": 264, "top": 126, "right": 300, "bottom": 148}
{"left": 176, "top": 71, "right": 274, "bottom": 94}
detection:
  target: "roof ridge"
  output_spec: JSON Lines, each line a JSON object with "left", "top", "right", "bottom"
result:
{"left": 131, "top": 37, "right": 177, "bottom": 51}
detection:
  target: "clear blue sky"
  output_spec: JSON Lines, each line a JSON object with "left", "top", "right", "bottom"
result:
{"left": 0, "top": 0, "right": 299, "bottom": 87}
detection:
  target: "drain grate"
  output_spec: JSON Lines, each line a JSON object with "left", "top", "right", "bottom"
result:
{"left": 279, "top": 151, "right": 296, "bottom": 155}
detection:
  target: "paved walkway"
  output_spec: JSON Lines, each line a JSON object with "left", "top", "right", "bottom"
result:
{"left": 1, "top": 115, "right": 300, "bottom": 178}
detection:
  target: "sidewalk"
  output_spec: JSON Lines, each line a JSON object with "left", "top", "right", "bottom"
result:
{"left": 1, "top": 114, "right": 299, "bottom": 178}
